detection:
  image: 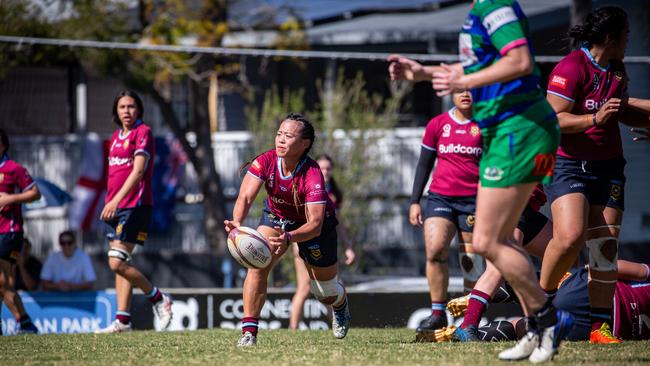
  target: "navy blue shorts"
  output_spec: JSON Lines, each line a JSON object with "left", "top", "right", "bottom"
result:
{"left": 0, "top": 232, "right": 24, "bottom": 264}
{"left": 545, "top": 156, "right": 626, "bottom": 210}
{"left": 553, "top": 267, "right": 591, "bottom": 341}
{"left": 259, "top": 201, "right": 339, "bottom": 268}
{"left": 104, "top": 206, "right": 152, "bottom": 245}
{"left": 423, "top": 192, "right": 476, "bottom": 233}
{"left": 516, "top": 207, "right": 549, "bottom": 246}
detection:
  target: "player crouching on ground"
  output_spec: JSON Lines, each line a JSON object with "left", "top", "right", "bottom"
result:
{"left": 225, "top": 113, "right": 350, "bottom": 347}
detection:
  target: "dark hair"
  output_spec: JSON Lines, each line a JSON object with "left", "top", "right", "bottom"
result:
{"left": 282, "top": 112, "right": 315, "bottom": 159}
{"left": 569, "top": 6, "right": 628, "bottom": 49}
{"left": 111, "top": 90, "right": 144, "bottom": 128}
{"left": 316, "top": 154, "right": 343, "bottom": 204}
{"left": 0, "top": 128, "right": 9, "bottom": 155}
{"left": 59, "top": 230, "right": 76, "bottom": 243}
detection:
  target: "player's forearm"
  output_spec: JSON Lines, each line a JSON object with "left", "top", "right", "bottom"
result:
{"left": 620, "top": 107, "right": 650, "bottom": 128}
{"left": 629, "top": 97, "right": 650, "bottom": 114}
{"left": 7, "top": 187, "right": 41, "bottom": 205}
{"left": 463, "top": 48, "right": 533, "bottom": 90}
{"left": 232, "top": 195, "right": 252, "bottom": 223}
{"left": 288, "top": 215, "right": 324, "bottom": 243}
{"left": 556, "top": 112, "right": 594, "bottom": 133}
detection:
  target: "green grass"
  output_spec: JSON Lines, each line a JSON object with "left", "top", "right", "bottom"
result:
{"left": 2, "top": 328, "right": 650, "bottom": 365}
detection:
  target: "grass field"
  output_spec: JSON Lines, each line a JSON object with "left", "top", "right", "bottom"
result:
{"left": 3, "top": 328, "right": 650, "bottom": 365}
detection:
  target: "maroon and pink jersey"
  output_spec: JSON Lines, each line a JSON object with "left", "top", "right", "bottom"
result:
{"left": 248, "top": 150, "right": 335, "bottom": 222}
{"left": 614, "top": 281, "right": 650, "bottom": 340}
{"left": 106, "top": 121, "right": 154, "bottom": 208}
{"left": 422, "top": 108, "right": 482, "bottom": 197}
{"left": 0, "top": 155, "right": 35, "bottom": 233}
{"left": 547, "top": 48, "right": 628, "bottom": 160}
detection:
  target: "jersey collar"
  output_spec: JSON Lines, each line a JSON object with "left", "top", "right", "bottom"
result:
{"left": 277, "top": 156, "right": 307, "bottom": 180}
{"left": 447, "top": 107, "right": 472, "bottom": 125}
{"left": 581, "top": 47, "right": 609, "bottom": 72}
{"left": 119, "top": 119, "right": 143, "bottom": 140}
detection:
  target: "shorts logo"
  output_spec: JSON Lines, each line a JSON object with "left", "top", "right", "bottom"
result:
{"left": 308, "top": 244, "right": 322, "bottom": 260}
{"left": 10, "top": 250, "right": 20, "bottom": 261}
{"left": 137, "top": 232, "right": 148, "bottom": 242}
{"left": 533, "top": 154, "right": 555, "bottom": 177}
{"left": 610, "top": 183, "right": 622, "bottom": 200}
{"left": 614, "top": 71, "right": 624, "bottom": 81}
{"left": 466, "top": 215, "right": 475, "bottom": 227}
{"left": 550, "top": 75, "right": 568, "bottom": 89}
{"left": 434, "top": 207, "right": 452, "bottom": 212}
{"left": 570, "top": 183, "right": 586, "bottom": 189}
{"left": 116, "top": 223, "right": 124, "bottom": 235}
{"left": 470, "top": 126, "right": 479, "bottom": 137}
{"left": 123, "top": 140, "right": 129, "bottom": 149}
{"left": 483, "top": 166, "right": 504, "bottom": 181}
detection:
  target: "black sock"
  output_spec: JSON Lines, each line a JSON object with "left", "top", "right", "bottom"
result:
{"left": 534, "top": 300, "right": 557, "bottom": 329}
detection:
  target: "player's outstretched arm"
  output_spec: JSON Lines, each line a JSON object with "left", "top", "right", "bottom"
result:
{"left": 620, "top": 97, "right": 650, "bottom": 128}
{"left": 547, "top": 94, "right": 622, "bottom": 134}
{"left": 387, "top": 54, "right": 460, "bottom": 83}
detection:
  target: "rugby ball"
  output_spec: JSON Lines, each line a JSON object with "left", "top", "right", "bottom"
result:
{"left": 227, "top": 226, "right": 272, "bottom": 269}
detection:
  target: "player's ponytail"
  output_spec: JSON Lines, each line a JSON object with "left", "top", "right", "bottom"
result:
{"left": 568, "top": 6, "right": 628, "bottom": 49}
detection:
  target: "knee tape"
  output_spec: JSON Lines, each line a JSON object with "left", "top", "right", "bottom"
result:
{"left": 459, "top": 243, "right": 486, "bottom": 283}
{"left": 310, "top": 277, "right": 345, "bottom": 303}
{"left": 108, "top": 248, "right": 132, "bottom": 262}
{"left": 586, "top": 236, "right": 618, "bottom": 273}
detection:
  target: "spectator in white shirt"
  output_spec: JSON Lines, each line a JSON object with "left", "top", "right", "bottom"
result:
{"left": 41, "top": 230, "right": 96, "bottom": 291}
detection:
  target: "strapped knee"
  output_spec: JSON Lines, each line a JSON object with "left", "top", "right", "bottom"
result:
{"left": 108, "top": 248, "right": 132, "bottom": 262}
{"left": 310, "top": 277, "right": 345, "bottom": 304}
{"left": 459, "top": 243, "right": 486, "bottom": 283}
{"left": 586, "top": 232, "right": 618, "bottom": 274}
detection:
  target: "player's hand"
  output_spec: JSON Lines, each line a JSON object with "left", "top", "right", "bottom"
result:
{"left": 100, "top": 200, "right": 119, "bottom": 221}
{"left": 387, "top": 54, "right": 424, "bottom": 81}
{"left": 432, "top": 63, "right": 466, "bottom": 97}
{"left": 409, "top": 203, "right": 423, "bottom": 227}
{"left": 631, "top": 128, "right": 650, "bottom": 142}
{"left": 594, "top": 98, "right": 622, "bottom": 126}
{"left": 223, "top": 220, "right": 240, "bottom": 233}
{"left": 269, "top": 226, "right": 291, "bottom": 255}
{"left": 344, "top": 247, "right": 356, "bottom": 265}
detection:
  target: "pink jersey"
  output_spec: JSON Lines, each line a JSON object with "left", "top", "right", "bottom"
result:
{"left": 547, "top": 48, "right": 628, "bottom": 160}
{"left": 422, "top": 108, "right": 482, "bottom": 197}
{"left": 247, "top": 150, "right": 335, "bottom": 222}
{"left": 106, "top": 121, "right": 154, "bottom": 208}
{"left": 613, "top": 281, "right": 650, "bottom": 340}
{"left": 0, "top": 155, "right": 35, "bottom": 233}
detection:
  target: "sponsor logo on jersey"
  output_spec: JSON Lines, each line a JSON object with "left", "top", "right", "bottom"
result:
{"left": 533, "top": 153, "right": 555, "bottom": 177}
{"left": 455, "top": 129, "right": 467, "bottom": 134}
{"left": 108, "top": 157, "right": 132, "bottom": 166}
{"left": 280, "top": 186, "right": 287, "bottom": 192}
{"left": 442, "top": 123, "right": 451, "bottom": 137}
{"left": 470, "top": 126, "right": 479, "bottom": 137}
{"left": 483, "top": 166, "right": 504, "bottom": 181}
{"left": 459, "top": 33, "right": 478, "bottom": 67}
{"left": 550, "top": 75, "right": 568, "bottom": 89}
{"left": 123, "top": 140, "right": 129, "bottom": 149}
{"left": 269, "top": 195, "right": 304, "bottom": 207}
{"left": 137, "top": 232, "right": 148, "bottom": 242}
{"left": 252, "top": 159, "right": 261, "bottom": 169}
{"left": 482, "top": 6, "right": 518, "bottom": 36}
{"left": 268, "top": 172, "right": 274, "bottom": 188}
{"left": 437, "top": 143, "right": 482, "bottom": 156}
{"left": 584, "top": 98, "right": 607, "bottom": 111}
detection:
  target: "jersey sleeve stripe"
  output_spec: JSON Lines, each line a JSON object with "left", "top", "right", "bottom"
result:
{"left": 246, "top": 171, "right": 264, "bottom": 181}
{"left": 22, "top": 181, "right": 36, "bottom": 192}
{"left": 546, "top": 90, "right": 576, "bottom": 103}
{"left": 305, "top": 201, "right": 326, "bottom": 205}
{"left": 499, "top": 38, "right": 527, "bottom": 56}
{"left": 421, "top": 143, "right": 436, "bottom": 151}
{"left": 134, "top": 149, "right": 151, "bottom": 169}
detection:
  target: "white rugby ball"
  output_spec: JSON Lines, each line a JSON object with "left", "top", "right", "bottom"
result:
{"left": 227, "top": 226, "right": 272, "bottom": 269}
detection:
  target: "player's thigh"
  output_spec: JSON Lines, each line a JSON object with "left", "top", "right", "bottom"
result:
{"left": 293, "top": 244, "right": 311, "bottom": 288}
{"left": 423, "top": 217, "right": 457, "bottom": 256}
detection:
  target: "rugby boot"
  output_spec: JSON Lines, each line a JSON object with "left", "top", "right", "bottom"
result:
{"left": 153, "top": 292, "right": 173, "bottom": 331}
{"left": 94, "top": 319, "right": 132, "bottom": 334}
{"left": 589, "top": 323, "right": 621, "bottom": 344}
{"left": 415, "top": 326, "right": 456, "bottom": 342}
{"left": 332, "top": 302, "right": 351, "bottom": 339}
{"left": 528, "top": 310, "right": 575, "bottom": 363}
{"left": 451, "top": 325, "right": 480, "bottom": 342}
{"left": 237, "top": 331, "right": 257, "bottom": 347}
{"left": 415, "top": 314, "right": 447, "bottom": 342}
{"left": 498, "top": 330, "right": 539, "bottom": 361}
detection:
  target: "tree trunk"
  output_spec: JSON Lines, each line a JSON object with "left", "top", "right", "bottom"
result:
{"left": 571, "top": 0, "right": 592, "bottom": 27}
{"left": 148, "top": 83, "right": 228, "bottom": 255}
